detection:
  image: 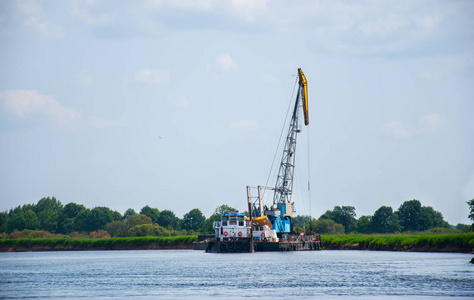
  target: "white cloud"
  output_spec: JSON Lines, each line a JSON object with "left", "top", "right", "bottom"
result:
{"left": 15, "top": 0, "right": 64, "bottom": 38}
{"left": 147, "top": 0, "right": 217, "bottom": 12}
{"left": 134, "top": 69, "right": 170, "bottom": 85}
{"left": 229, "top": 0, "right": 267, "bottom": 22}
{"left": 147, "top": 0, "right": 266, "bottom": 22}
{"left": 230, "top": 120, "right": 260, "bottom": 130}
{"left": 259, "top": 2, "right": 450, "bottom": 57}
{"left": 67, "top": 1, "right": 464, "bottom": 59}
{"left": 356, "top": 15, "right": 407, "bottom": 38}
{"left": 419, "top": 113, "right": 445, "bottom": 132}
{"left": 416, "top": 15, "right": 442, "bottom": 29}
{"left": 383, "top": 113, "right": 446, "bottom": 139}
{"left": 417, "top": 70, "right": 440, "bottom": 81}
{"left": 383, "top": 120, "right": 412, "bottom": 139}
{"left": 216, "top": 53, "right": 237, "bottom": 72}
{"left": 72, "top": 0, "right": 113, "bottom": 26}
{"left": 0, "top": 90, "right": 79, "bottom": 123}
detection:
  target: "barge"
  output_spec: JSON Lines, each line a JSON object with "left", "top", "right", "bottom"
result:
{"left": 205, "top": 211, "right": 321, "bottom": 253}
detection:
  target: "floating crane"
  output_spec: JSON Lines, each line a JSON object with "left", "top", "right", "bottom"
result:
{"left": 207, "top": 68, "right": 319, "bottom": 252}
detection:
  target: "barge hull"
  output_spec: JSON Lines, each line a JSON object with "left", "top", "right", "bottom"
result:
{"left": 205, "top": 238, "right": 321, "bottom": 253}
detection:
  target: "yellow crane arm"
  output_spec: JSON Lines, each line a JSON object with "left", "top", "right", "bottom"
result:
{"left": 298, "top": 68, "right": 309, "bottom": 126}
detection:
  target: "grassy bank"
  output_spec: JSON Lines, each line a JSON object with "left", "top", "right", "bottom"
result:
{"left": 2, "top": 233, "right": 473, "bottom": 253}
{"left": 0, "top": 236, "right": 198, "bottom": 252}
{"left": 322, "top": 233, "right": 474, "bottom": 252}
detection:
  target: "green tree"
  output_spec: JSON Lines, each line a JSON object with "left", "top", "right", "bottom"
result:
{"left": 35, "top": 197, "right": 63, "bottom": 213}
{"left": 140, "top": 206, "right": 160, "bottom": 223}
{"left": 111, "top": 210, "right": 123, "bottom": 221}
{"left": 396, "top": 199, "right": 422, "bottom": 232}
{"left": 320, "top": 206, "right": 357, "bottom": 233}
{"left": 61, "top": 218, "right": 76, "bottom": 234}
{"left": 293, "top": 215, "right": 312, "bottom": 233}
{"left": 105, "top": 214, "right": 152, "bottom": 237}
{"left": 4, "top": 212, "right": 25, "bottom": 233}
{"left": 128, "top": 224, "right": 170, "bottom": 237}
{"left": 35, "top": 197, "right": 63, "bottom": 233}
{"left": 157, "top": 210, "right": 180, "bottom": 230}
{"left": 127, "top": 214, "right": 152, "bottom": 228}
{"left": 59, "top": 202, "right": 87, "bottom": 234}
{"left": 202, "top": 218, "right": 217, "bottom": 234}
{"left": 0, "top": 212, "right": 8, "bottom": 232}
{"left": 71, "top": 208, "right": 91, "bottom": 233}
{"left": 467, "top": 199, "right": 474, "bottom": 224}
{"left": 123, "top": 208, "right": 137, "bottom": 221}
{"left": 86, "top": 207, "right": 113, "bottom": 232}
{"left": 356, "top": 215, "right": 372, "bottom": 234}
{"left": 310, "top": 219, "right": 344, "bottom": 234}
{"left": 418, "top": 206, "right": 449, "bottom": 231}
{"left": 370, "top": 206, "right": 401, "bottom": 233}
{"left": 4, "top": 210, "right": 40, "bottom": 232}
{"left": 63, "top": 203, "right": 86, "bottom": 219}
{"left": 396, "top": 200, "right": 449, "bottom": 232}
{"left": 37, "top": 209, "right": 60, "bottom": 233}
{"left": 23, "top": 209, "right": 41, "bottom": 230}
{"left": 455, "top": 223, "right": 470, "bottom": 232}
{"left": 182, "top": 208, "right": 206, "bottom": 232}
{"left": 105, "top": 221, "right": 129, "bottom": 237}
{"left": 214, "top": 205, "right": 237, "bottom": 215}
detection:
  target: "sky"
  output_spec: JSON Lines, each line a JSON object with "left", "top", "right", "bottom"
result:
{"left": 0, "top": 0, "right": 473, "bottom": 225}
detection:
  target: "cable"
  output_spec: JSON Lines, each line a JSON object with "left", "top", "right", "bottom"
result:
{"left": 307, "top": 123, "right": 312, "bottom": 220}
{"left": 262, "top": 75, "right": 299, "bottom": 201}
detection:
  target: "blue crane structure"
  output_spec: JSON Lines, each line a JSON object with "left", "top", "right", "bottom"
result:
{"left": 252, "top": 68, "right": 309, "bottom": 235}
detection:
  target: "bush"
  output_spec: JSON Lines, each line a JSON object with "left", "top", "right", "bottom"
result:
{"left": 310, "top": 219, "right": 345, "bottom": 235}
{"left": 89, "top": 230, "right": 111, "bottom": 239}
{"left": 128, "top": 224, "right": 171, "bottom": 237}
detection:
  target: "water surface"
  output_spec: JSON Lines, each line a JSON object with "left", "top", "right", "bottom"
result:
{"left": 0, "top": 250, "right": 472, "bottom": 299}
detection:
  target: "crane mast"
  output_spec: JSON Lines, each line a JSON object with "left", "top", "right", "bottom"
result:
{"left": 267, "top": 68, "right": 309, "bottom": 234}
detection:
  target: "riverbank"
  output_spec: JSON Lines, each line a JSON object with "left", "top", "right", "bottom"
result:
{"left": 0, "top": 236, "right": 197, "bottom": 252}
{"left": 1, "top": 233, "right": 473, "bottom": 253}
{"left": 322, "top": 233, "right": 474, "bottom": 253}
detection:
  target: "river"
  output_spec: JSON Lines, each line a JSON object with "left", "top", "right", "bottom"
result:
{"left": 0, "top": 250, "right": 472, "bottom": 299}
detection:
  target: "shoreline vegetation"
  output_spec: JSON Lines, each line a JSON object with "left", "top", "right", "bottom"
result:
{"left": 0, "top": 236, "right": 197, "bottom": 252}
{"left": 2, "top": 198, "right": 473, "bottom": 254}
{"left": 322, "top": 233, "right": 474, "bottom": 253}
{"left": 1, "top": 233, "right": 472, "bottom": 253}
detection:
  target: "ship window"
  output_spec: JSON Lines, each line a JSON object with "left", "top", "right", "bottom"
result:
{"left": 239, "top": 221, "right": 244, "bottom": 226}
{"left": 222, "top": 221, "right": 227, "bottom": 226}
{"left": 229, "top": 218, "right": 237, "bottom": 225}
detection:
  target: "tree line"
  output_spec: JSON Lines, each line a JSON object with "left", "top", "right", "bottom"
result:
{"left": 295, "top": 199, "right": 472, "bottom": 235}
{"left": 0, "top": 197, "right": 472, "bottom": 238}
{"left": 0, "top": 197, "right": 236, "bottom": 238}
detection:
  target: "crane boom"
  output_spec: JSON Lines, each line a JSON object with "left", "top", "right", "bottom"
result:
{"left": 298, "top": 68, "right": 309, "bottom": 126}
